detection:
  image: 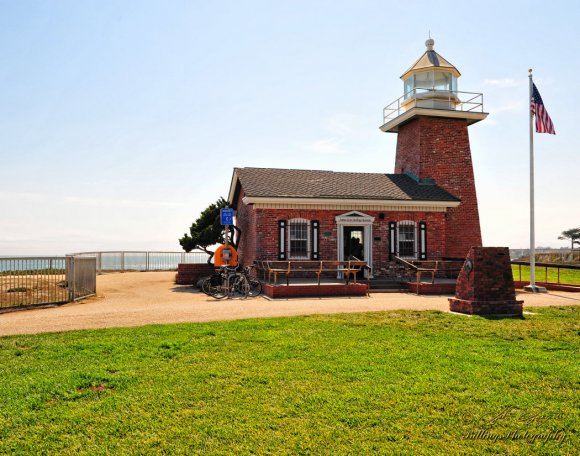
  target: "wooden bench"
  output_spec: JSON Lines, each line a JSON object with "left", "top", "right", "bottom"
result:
{"left": 320, "top": 261, "right": 368, "bottom": 285}
{"left": 414, "top": 260, "right": 462, "bottom": 284}
{"left": 287, "top": 261, "right": 323, "bottom": 286}
{"left": 415, "top": 261, "right": 439, "bottom": 285}
{"left": 254, "top": 260, "right": 269, "bottom": 281}
{"left": 256, "top": 260, "right": 370, "bottom": 287}
{"left": 261, "top": 261, "right": 292, "bottom": 285}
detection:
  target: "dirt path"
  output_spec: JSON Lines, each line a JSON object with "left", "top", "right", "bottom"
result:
{"left": 0, "top": 272, "right": 578, "bottom": 336}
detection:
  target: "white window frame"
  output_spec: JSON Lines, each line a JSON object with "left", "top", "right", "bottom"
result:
{"left": 398, "top": 221, "right": 417, "bottom": 259}
{"left": 288, "top": 218, "right": 310, "bottom": 259}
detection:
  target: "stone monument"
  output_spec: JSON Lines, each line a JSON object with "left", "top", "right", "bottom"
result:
{"left": 449, "top": 247, "right": 523, "bottom": 316}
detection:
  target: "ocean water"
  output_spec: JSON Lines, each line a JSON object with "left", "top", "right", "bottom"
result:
{"left": 0, "top": 251, "right": 209, "bottom": 273}
{"left": 0, "top": 257, "right": 67, "bottom": 273}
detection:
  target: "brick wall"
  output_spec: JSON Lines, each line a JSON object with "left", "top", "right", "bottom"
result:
{"left": 175, "top": 263, "right": 215, "bottom": 285}
{"left": 234, "top": 188, "right": 257, "bottom": 265}
{"left": 262, "top": 282, "right": 367, "bottom": 298}
{"left": 395, "top": 116, "right": 482, "bottom": 258}
{"left": 234, "top": 203, "right": 448, "bottom": 271}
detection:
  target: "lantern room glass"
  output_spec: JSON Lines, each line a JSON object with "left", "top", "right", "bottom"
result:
{"left": 403, "top": 71, "right": 457, "bottom": 99}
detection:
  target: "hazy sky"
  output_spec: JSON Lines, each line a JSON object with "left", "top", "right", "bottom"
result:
{"left": 0, "top": 0, "right": 578, "bottom": 255}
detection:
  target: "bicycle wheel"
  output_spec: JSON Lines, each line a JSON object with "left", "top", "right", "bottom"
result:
{"left": 248, "top": 279, "right": 262, "bottom": 297}
{"left": 208, "top": 283, "right": 228, "bottom": 299}
{"left": 244, "top": 265, "right": 257, "bottom": 280}
{"left": 234, "top": 276, "right": 250, "bottom": 299}
{"left": 201, "top": 277, "right": 212, "bottom": 295}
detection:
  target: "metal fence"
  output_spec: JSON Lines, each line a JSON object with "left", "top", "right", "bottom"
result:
{"left": 0, "top": 256, "right": 96, "bottom": 310}
{"left": 72, "top": 251, "right": 209, "bottom": 273}
{"left": 509, "top": 248, "right": 580, "bottom": 263}
{"left": 66, "top": 256, "right": 97, "bottom": 301}
{"left": 511, "top": 261, "right": 580, "bottom": 285}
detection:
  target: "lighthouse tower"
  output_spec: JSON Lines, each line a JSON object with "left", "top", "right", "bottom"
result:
{"left": 380, "top": 38, "right": 488, "bottom": 259}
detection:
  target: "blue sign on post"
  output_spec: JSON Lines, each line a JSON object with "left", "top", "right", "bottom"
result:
{"left": 220, "top": 207, "right": 234, "bottom": 225}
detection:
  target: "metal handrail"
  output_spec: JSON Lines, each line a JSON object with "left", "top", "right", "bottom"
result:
{"left": 382, "top": 88, "right": 484, "bottom": 124}
{"left": 0, "top": 256, "right": 66, "bottom": 261}
{"left": 393, "top": 256, "right": 464, "bottom": 295}
{"left": 511, "top": 260, "right": 580, "bottom": 285}
{"left": 72, "top": 250, "right": 210, "bottom": 273}
{"left": 70, "top": 250, "right": 208, "bottom": 255}
{"left": 393, "top": 256, "right": 418, "bottom": 271}
{"left": 511, "top": 260, "right": 580, "bottom": 270}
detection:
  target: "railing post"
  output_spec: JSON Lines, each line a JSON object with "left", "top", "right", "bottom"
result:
{"left": 66, "top": 255, "right": 75, "bottom": 302}
{"left": 98, "top": 252, "right": 102, "bottom": 274}
{"left": 121, "top": 252, "right": 125, "bottom": 272}
{"left": 146, "top": 252, "right": 149, "bottom": 271}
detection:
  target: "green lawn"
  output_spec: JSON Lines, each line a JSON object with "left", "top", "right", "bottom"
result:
{"left": 0, "top": 308, "right": 578, "bottom": 454}
{"left": 512, "top": 264, "right": 580, "bottom": 285}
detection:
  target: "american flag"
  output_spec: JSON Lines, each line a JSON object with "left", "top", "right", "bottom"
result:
{"left": 531, "top": 83, "right": 556, "bottom": 134}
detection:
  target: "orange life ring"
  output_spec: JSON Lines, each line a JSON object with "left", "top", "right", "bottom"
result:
{"left": 213, "top": 244, "right": 239, "bottom": 267}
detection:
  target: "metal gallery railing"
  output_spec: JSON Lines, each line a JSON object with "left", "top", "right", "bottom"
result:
{"left": 72, "top": 250, "right": 209, "bottom": 273}
{"left": 0, "top": 256, "right": 96, "bottom": 309}
{"left": 382, "top": 88, "right": 484, "bottom": 125}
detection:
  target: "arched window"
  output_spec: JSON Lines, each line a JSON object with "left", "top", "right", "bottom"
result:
{"left": 288, "top": 218, "right": 310, "bottom": 259}
{"left": 398, "top": 221, "right": 416, "bottom": 259}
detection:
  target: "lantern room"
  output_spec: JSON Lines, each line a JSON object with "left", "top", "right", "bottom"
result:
{"left": 380, "top": 38, "right": 487, "bottom": 133}
{"left": 401, "top": 38, "right": 460, "bottom": 107}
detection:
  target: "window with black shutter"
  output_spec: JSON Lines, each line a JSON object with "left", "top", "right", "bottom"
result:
{"left": 311, "top": 220, "right": 319, "bottom": 260}
{"left": 278, "top": 220, "right": 286, "bottom": 260}
{"left": 419, "top": 222, "right": 427, "bottom": 260}
{"left": 388, "top": 222, "right": 397, "bottom": 258}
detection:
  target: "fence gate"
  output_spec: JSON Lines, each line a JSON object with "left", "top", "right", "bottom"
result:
{"left": 66, "top": 256, "right": 97, "bottom": 301}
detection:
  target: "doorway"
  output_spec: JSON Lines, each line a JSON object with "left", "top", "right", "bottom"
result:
{"left": 343, "top": 226, "right": 365, "bottom": 279}
{"left": 335, "top": 211, "right": 374, "bottom": 278}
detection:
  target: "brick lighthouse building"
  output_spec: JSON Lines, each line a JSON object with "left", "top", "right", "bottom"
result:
{"left": 229, "top": 38, "right": 488, "bottom": 274}
{"left": 380, "top": 38, "right": 487, "bottom": 258}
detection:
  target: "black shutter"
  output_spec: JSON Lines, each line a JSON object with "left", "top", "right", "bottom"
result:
{"left": 311, "top": 220, "right": 320, "bottom": 260}
{"left": 388, "top": 221, "right": 397, "bottom": 259}
{"left": 278, "top": 220, "right": 286, "bottom": 260}
{"left": 419, "top": 222, "right": 427, "bottom": 260}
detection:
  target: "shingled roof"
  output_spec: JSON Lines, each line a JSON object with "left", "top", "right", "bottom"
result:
{"left": 229, "top": 167, "right": 459, "bottom": 205}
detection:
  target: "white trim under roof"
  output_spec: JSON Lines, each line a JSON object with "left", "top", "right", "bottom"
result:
{"left": 242, "top": 195, "right": 460, "bottom": 210}
{"left": 227, "top": 169, "right": 239, "bottom": 204}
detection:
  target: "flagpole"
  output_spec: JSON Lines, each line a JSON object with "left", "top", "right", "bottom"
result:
{"left": 529, "top": 69, "right": 536, "bottom": 289}
{"left": 525, "top": 69, "right": 546, "bottom": 293}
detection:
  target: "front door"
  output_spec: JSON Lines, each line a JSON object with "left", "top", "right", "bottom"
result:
{"left": 343, "top": 227, "right": 365, "bottom": 278}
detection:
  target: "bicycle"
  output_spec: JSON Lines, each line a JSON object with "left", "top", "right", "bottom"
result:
{"left": 201, "top": 265, "right": 261, "bottom": 299}
{"left": 242, "top": 265, "right": 262, "bottom": 297}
